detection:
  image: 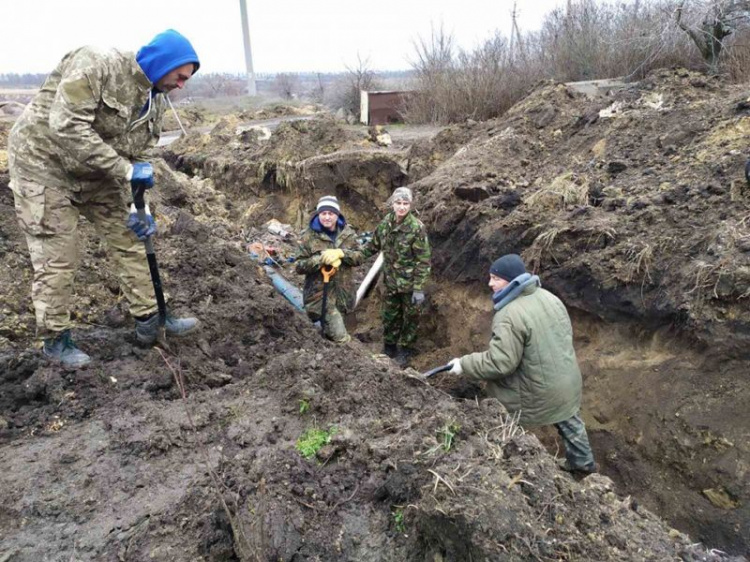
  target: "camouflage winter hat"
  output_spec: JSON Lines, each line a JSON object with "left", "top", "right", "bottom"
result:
{"left": 389, "top": 187, "right": 413, "bottom": 204}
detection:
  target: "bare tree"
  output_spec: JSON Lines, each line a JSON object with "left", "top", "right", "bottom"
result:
{"left": 333, "top": 54, "right": 380, "bottom": 118}
{"left": 675, "top": 0, "right": 750, "bottom": 73}
{"left": 273, "top": 73, "right": 299, "bottom": 99}
{"left": 311, "top": 73, "right": 326, "bottom": 104}
{"left": 182, "top": 73, "right": 245, "bottom": 99}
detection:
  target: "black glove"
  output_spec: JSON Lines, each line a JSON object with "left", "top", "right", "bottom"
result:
{"left": 745, "top": 159, "right": 750, "bottom": 184}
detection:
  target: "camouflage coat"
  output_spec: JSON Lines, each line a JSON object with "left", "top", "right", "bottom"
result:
{"left": 360, "top": 211, "right": 431, "bottom": 294}
{"left": 7, "top": 46, "right": 165, "bottom": 205}
{"left": 295, "top": 216, "right": 363, "bottom": 314}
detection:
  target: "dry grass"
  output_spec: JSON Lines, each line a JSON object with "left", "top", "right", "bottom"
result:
{"left": 525, "top": 172, "right": 589, "bottom": 211}
{"left": 525, "top": 226, "right": 569, "bottom": 271}
{"left": 481, "top": 412, "right": 525, "bottom": 461}
{"left": 623, "top": 243, "right": 654, "bottom": 285}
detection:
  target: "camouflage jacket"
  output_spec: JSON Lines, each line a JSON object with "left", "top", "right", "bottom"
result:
{"left": 7, "top": 46, "right": 166, "bottom": 205}
{"left": 360, "top": 211, "right": 431, "bottom": 294}
{"left": 295, "top": 216, "right": 364, "bottom": 314}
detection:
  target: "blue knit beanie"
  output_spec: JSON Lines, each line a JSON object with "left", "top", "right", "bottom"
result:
{"left": 490, "top": 254, "right": 526, "bottom": 282}
{"left": 136, "top": 29, "right": 200, "bottom": 85}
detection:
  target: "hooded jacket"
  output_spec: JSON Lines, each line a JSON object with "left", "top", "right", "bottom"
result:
{"left": 295, "top": 211, "right": 363, "bottom": 314}
{"left": 8, "top": 30, "right": 199, "bottom": 205}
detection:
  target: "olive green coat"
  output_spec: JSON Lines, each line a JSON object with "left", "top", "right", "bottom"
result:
{"left": 459, "top": 283, "right": 582, "bottom": 427}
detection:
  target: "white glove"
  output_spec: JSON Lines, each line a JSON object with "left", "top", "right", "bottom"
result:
{"left": 448, "top": 358, "right": 463, "bottom": 375}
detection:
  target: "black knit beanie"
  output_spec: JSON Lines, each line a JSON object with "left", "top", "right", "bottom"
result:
{"left": 489, "top": 254, "right": 526, "bottom": 282}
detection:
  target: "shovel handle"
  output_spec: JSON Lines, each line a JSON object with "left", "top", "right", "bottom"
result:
{"left": 423, "top": 363, "right": 452, "bottom": 378}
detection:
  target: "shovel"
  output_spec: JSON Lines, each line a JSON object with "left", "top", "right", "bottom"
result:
{"left": 319, "top": 264, "right": 336, "bottom": 337}
{"left": 423, "top": 363, "right": 452, "bottom": 378}
{"left": 132, "top": 184, "right": 167, "bottom": 346}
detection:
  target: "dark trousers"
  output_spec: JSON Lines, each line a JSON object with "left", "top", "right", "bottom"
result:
{"left": 554, "top": 412, "right": 595, "bottom": 470}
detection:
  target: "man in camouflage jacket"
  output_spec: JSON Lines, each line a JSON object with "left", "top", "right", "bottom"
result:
{"left": 7, "top": 30, "right": 201, "bottom": 368}
{"left": 295, "top": 196, "right": 363, "bottom": 343}
{"left": 359, "top": 187, "right": 431, "bottom": 362}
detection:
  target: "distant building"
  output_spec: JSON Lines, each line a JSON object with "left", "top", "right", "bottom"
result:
{"left": 360, "top": 90, "right": 413, "bottom": 125}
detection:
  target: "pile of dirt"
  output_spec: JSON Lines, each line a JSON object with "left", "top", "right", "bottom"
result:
{"left": 410, "top": 68, "right": 750, "bottom": 553}
{"left": 418, "top": 69, "right": 750, "bottom": 354}
{"left": 164, "top": 116, "right": 408, "bottom": 231}
{"left": 2, "top": 67, "right": 749, "bottom": 560}
{"left": 161, "top": 105, "right": 210, "bottom": 132}
{"left": 241, "top": 102, "right": 322, "bottom": 121}
{"left": 1, "top": 153, "right": 738, "bottom": 561}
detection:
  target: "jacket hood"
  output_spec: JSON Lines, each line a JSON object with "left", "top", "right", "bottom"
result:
{"left": 310, "top": 211, "right": 347, "bottom": 234}
{"left": 136, "top": 29, "right": 200, "bottom": 86}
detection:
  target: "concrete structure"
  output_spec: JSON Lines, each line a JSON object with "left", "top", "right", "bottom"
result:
{"left": 565, "top": 78, "right": 626, "bottom": 98}
{"left": 360, "top": 90, "right": 413, "bottom": 125}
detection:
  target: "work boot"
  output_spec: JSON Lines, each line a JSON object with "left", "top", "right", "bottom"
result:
{"left": 135, "top": 313, "right": 199, "bottom": 345}
{"left": 395, "top": 347, "right": 415, "bottom": 367}
{"left": 383, "top": 343, "right": 398, "bottom": 358}
{"left": 43, "top": 330, "right": 92, "bottom": 369}
{"left": 558, "top": 458, "right": 598, "bottom": 475}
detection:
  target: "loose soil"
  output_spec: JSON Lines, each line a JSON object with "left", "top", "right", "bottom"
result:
{"left": 1, "top": 69, "right": 749, "bottom": 561}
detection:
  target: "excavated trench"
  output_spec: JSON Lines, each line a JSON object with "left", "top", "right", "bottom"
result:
{"left": 163, "top": 128, "right": 748, "bottom": 556}
{"left": 163, "top": 132, "right": 750, "bottom": 554}
{"left": 2, "top": 86, "right": 749, "bottom": 559}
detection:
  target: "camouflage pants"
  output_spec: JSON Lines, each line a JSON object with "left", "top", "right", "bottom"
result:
{"left": 305, "top": 294, "right": 350, "bottom": 343}
{"left": 10, "top": 177, "right": 158, "bottom": 339}
{"left": 382, "top": 291, "right": 421, "bottom": 347}
{"left": 554, "top": 413, "right": 596, "bottom": 470}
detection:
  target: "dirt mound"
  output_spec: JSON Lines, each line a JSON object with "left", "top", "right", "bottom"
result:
{"left": 241, "top": 102, "right": 322, "bottom": 121}
{"left": 418, "top": 68, "right": 750, "bottom": 354}
{"left": 161, "top": 105, "right": 210, "bottom": 132}
{"left": 1, "top": 145, "right": 737, "bottom": 560}
{"left": 412, "top": 68, "right": 750, "bottom": 554}
{"left": 164, "top": 116, "right": 408, "bottom": 231}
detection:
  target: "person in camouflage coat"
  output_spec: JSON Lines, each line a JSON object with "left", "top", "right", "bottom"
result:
{"left": 7, "top": 30, "right": 201, "bottom": 368}
{"left": 359, "top": 187, "right": 431, "bottom": 362}
{"left": 295, "top": 196, "right": 363, "bottom": 343}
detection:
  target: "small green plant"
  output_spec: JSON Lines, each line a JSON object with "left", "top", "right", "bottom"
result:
{"left": 295, "top": 426, "right": 336, "bottom": 459}
{"left": 298, "top": 399, "right": 310, "bottom": 415}
{"left": 392, "top": 508, "right": 406, "bottom": 533}
{"left": 438, "top": 422, "right": 461, "bottom": 452}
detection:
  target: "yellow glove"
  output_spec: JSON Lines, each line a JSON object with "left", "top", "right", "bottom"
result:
{"left": 331, "top": 258, "right": 342, "bottom": 269}
{"left": 321, "top": 248, "right": 345, "bottom": 265}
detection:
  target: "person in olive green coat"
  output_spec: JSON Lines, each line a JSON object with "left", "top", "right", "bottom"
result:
{"left": 447, "top": 254, "right": 596, "bottom": 474}
{"left": 358, "top": 187, "right": 431, "bottom": 364}
{"left": 295, "top": 195, "right": 362, "bottom": 343}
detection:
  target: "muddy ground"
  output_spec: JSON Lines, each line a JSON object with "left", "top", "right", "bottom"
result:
{"left": 1, "top": 69, "right": 749, "bottom": 561}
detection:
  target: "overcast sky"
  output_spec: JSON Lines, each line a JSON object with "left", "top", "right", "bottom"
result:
{"left": 0, "top": 0, "right": 569, "bottom": 75}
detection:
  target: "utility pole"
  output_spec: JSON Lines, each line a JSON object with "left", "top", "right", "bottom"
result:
{"left": 239, "top": 0, "right": 257, "bottom": 96}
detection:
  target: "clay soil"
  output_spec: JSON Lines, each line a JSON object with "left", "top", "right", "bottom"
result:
{"left": 1, "top": 69, "right": 749, "bottom": 561}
